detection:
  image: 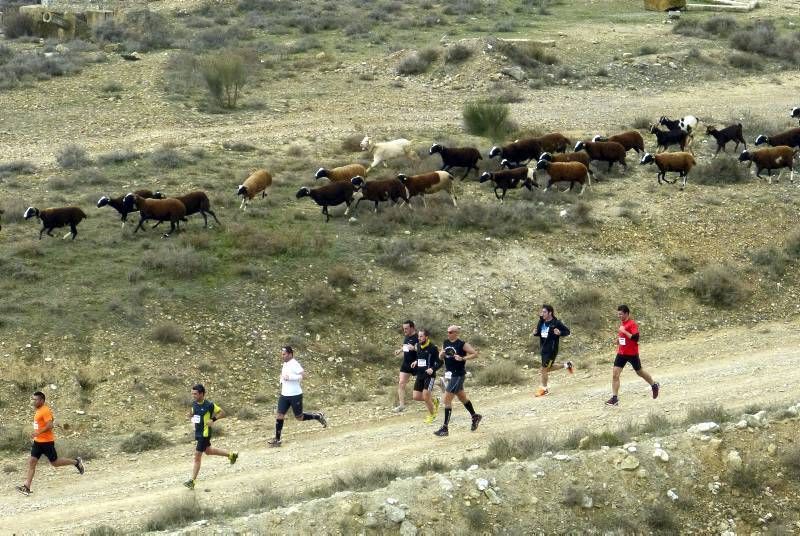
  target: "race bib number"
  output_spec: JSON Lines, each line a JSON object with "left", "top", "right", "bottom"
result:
{"left": 33, "top": 421, "right": 39, "bottom": 430}
{"left": 191, "top": 415, "right": 201, "bottom": 424}
{"left": 540, "top": 326, "right": 550, "bottom": 339}
{"left": 445, "top": 371, "right": 453, "bottom": 380}
{"left": 618, "top": 337, "right": 626, "bottom": 346}
{"left": 417, "top": 358, "right": 427, "bottom": 367}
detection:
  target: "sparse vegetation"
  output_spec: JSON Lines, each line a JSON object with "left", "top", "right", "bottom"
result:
{"left": 202, "top": 50, "right": 249, "bottom": 108}
{"left": 688, "top": 264, "right": 748, "bottom": 308}
{"left": 685, "top": 403, "right": 730, "bottom": 424}
{"left": 445, "top": 44, "right": 472, "bottom": 64}
{"left": 691, "top": 156, "right": 750, "bottom": 185}
{"left": 151, "top": 322, "right": 185, "bottom": 344}
{"left": 479, "top": 361, "right": 524, "bottom": 386}
{"left": 486, "top": 430, "right": 554, "bottom": 461}
{"left": 145, "top": 496, "right": 206, "bottom": 532}
{"left": 781, "top": 446, "right": 800, "bottom": 478}
{"left": 120, "top": 431, "right": 171, "bottom": 453}
{"left": 729, "top": 463, "right": 762, "bottom": 493}
{"left": 463, "top": 101, "right": 515, "bottom": 140}
{"left": 645, "top": 503, "right": 678, "bottom": 533}
{"left": 56, "top": 144, "right": 91, "bottom": 170}
{"left": 397, "top": 47, "right": 439, "bottom": 75}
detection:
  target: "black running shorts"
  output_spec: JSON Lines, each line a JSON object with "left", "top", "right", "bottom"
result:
{"left": 400, "top": 359, "right": 415, "bottom": 375}
{"left": 277, "top": 394, "right": 304, "bottom": 417}
{"left": 541, "top": 355, "right": 556, "bottom": 368}
{"left": 195, "top": 437, "right": 212, "bottom": 452}
{"left": 413, "top": 375, "right": 436, "bottom": 392}
{"left": 614, "top": 354, "right": 642, "bottom": 371}
{"left": 30, "top": 441, "right": 58, "bottom": 462}
{"left": 445, "top": 374, "right": 466, "bottom": 394}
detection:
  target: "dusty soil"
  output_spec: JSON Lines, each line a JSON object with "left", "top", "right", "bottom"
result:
{"left": 2, "top": 320, "right": 800, "bottom": 533}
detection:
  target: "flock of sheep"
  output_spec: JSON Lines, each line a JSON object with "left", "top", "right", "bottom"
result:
{"left": 7, "top": 107, "right": 800, "bottom": 239}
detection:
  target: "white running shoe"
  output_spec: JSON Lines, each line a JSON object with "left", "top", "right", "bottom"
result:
{"left": 393, "top": 405, "right": 406, "bottom": 413}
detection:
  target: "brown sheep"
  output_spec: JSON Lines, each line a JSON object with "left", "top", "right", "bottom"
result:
{"left": 592, "top": 131, "right": 645, "bottom": 155}
{"left": 738, "top": 146, "right": 798, "bottom": 184}
{"left": 397, "top": 171, "right": 457, "bottom": 208}
{"left": 640, "top": 152, "right": 696, "bottom": 190}
{"left": 535, "top": 160, "right": 590, "bottom": 194}
{"left": 237, "top": 169, "right": 273, "bottom": 210}
{"left": 533, "top": 152, "right": 596, "bottom": 181}
{"left": 123, "top": 193, "right": 186, "bottom": 237}
{"left": 350, "top": 176, "right": 410, "bottom": 215}
{"left": 315, "top": 163, "right": 368, "bottom": 183}
{"left": 573, "top": 140, "right": 627, "bottom": 172}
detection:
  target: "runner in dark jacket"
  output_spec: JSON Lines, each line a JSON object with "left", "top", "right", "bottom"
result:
{"left": 533, "top": 304, "right": 573, "bottom": 397}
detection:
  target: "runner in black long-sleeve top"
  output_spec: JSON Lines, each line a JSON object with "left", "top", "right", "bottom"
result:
{"left": 533, "top": 304, "right": 574, "bottom": 398}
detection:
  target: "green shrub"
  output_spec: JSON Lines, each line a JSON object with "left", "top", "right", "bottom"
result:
{"left": 417, "top": 459, "right": 449, "bottom": 473}
{"left": 781, "top": 446, "right": 800, "bottom": 478}
{"left": 3, "top": 11, "right": 35, "bottom": 39}
{"left": 141, "top": 245, "right": 215, "bottom": 279}
{"left": 295, "top": 282, "right": 338, "bottom": 314}
{"left": 0, "top": 160, "right": 37, "bottom": 176}
{"left": 632, "top": 116, "right": 651, "bottom": 130}
{"left": 145, "top": 496, "right": 205, "bottom": 531}
{"left": 646, "top": 503, "right": 678, "bottom": 533}
{"left": 685, "top": 403, "right": 730, "bottom": 424}
{"left": 88, "top": 526, "right": 118, "bottom": 536}
{"left": 486, "top": 430, "right": 553, "bottom": 461}
{"left": 687, "top": 264, "right": 747, "bottom": 307}
{"left": 497, "top": 40, "right": 558, "bottom": 68}
{"left": 397, "top": 48, "right": 438, "bottom": 75}
{"left": 151, "top": 322, "right": 184, "bottom": 344}
{"left": 376, "top": 239, "right": 417, "bottom": 271}
{"left": 56, "top": 144, "right": 91, "bottom": 169}
{"left": 561, "top": 486, "right": 583, "bottom": 507}
{"left": 691, "top": 156, "right": 750, "bottom": 185}
{"left": 120, "top": 431, "right": 171, "bottom": 453}
{"left": 479, "top": 361, "right": 524, "bottom": 386}
{"left": 640, "top": 412, "right": 671, "bottom": 434}
{"left": 579, "top": 430, "right": 628, "bottom": 449}
{"left": 445, "top": 44, "right": 472, "bottom": 64}
{"left": 729, "top": 463, "right": 762, "bottom": 493}
{"left": 464, "top": 507, "right": 490, "bottom": 529}
{"left": 728, "top": 52, "right": 763, "bottom": 70}
{"left": 463, "top": 101, "right": 515, "bottom": 139}
{"left": 638, "top": 45, "right": 657, "bottom": 55}
{"left": 784, "top": 229, "right": 800, "bottom": 258}
{"left": 202, "top": 51, "right": 248, "bottom": 108}
{"left": 749, "top": 247, "right": 789, "bottom": 278}
{"left": 327, "top": 264, "right": 356, "bottom": 288}
{"left": 148, "top": 147, "right": 186, "bottom": 169}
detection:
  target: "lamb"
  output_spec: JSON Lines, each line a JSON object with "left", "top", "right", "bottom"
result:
{"left": 535, "top": 160, "right": 590, "bottom": 194}
{"left": 151, "top": 190, "right": 220, "bottom": 228}
{"left": 754, "top": 127, "right": 800, "bottom": 150}
{"left": 360, "top": 136, "right": 418, "bottom": 174}
{"left": 295, "top": 181, "right": 355, "bottom": 222}
{"left": 429, "top": 144, "right": 482, "bottom": 179}
{"left": 349, "top": 176, "right": 410, "bottom": 215}
{"left": 488, "top": 138, "right": 543, "bottom": 167}
{"left": 706, "top": 124, "right": 746, "bottom": 156}
{"left": 738, "top": 146, "right": 798, "bottom": 184}
{"left": 97, "top": 189, "right": 163, "bottom": 228}
{"left": 237, "top": 169, "right": 273, "bottom": 210}
{"left": 397, "top": 171, "right": 457, "bottom": 207}
{"left": 639, "top": 152, "right": 696, "bottom": 190}
{"left": 573, "top": 140, "right": 627, "bottom": 171}
{"left": 649, "top": 125, "right": 692, "bottom": 154}
{"left": 591, "top": 130, "right": 645, "bottom": 155}
{"left": 791, "top": 107, "right": 799, "bottom": 124}
{"left": 123, "top": 193, "right": 186, "bottom": 237}
{"left": 315, "top": 163, "right": 368, "bottom": 183}
{"left": 658, "top": 115, "right": 698, "bottom": 133}
{"left": 479, "top": 167, "right": 535, "bottom": 202}
{"left": 23, "top": 206, "right": 87, "bottom": 240}
{"left": 533, "top": 152, "right": 596, "bottom": 181}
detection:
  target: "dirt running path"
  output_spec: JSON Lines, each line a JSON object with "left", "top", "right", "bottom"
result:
{"left": 2, "top": 321, "right": 799, "bottom": 534}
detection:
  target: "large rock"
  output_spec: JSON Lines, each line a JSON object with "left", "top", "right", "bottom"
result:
{"left": 385, "top": 504, "right": 406, "bottom": 524}
{"left": 727, "top": 450, "right": 742, "bottom": 468}
{"left": 688, "top": 422, "right": 720, "bottom": 434}
{"left": 501, "top": 66, "right": 526, "bottom": 81}
{"left": 400, "top": 520, "right": 418, "bottom": 536}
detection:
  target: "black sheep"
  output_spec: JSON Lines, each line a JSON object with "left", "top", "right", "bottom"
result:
{"left": 350, "top": 176, "right": 409, "bottom": 215}
{"left": 488, "top": 138, "right": 543, "bottom": 167}
{"left": 649, "top": 125, "right": 692, "bottom": 154}
{"left": 429, "top": 144, "right": 482, "bottom": 179}
{"left": 479, "top": 168, "right": 535, "bottom": 202}
{"left": 24, "top": 206, "right": 87, "bottom": 240}
{"left": 97, "top": 189, "right": 163, "bottom": 226}
{"left": 706, "top": 124, "right": 746, "bottom": 156}
{"left": 296, "top": 182, "right": 355, "bottom": 222}
{"left": 755, "top": 128, "right": 800, "bottom": 150}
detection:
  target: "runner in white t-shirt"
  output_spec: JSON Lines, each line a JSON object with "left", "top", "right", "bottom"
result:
{"left": 268, "top": 346, "right": 327, "bottom": 447}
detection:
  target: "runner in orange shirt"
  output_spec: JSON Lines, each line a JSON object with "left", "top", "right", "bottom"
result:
{"left": 16, "top": 391, "right": 84, "bottom": 496}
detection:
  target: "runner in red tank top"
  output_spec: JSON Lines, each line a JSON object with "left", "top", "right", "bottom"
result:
{"left": 605, "top": 305, "right": 659, "bottom": 406}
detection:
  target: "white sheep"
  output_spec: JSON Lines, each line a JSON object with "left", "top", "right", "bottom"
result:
{"left": 360, "top": 136, "right": 419, "bottom": 175}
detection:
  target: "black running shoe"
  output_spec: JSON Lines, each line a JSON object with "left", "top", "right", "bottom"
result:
{"left": 471, "top": 414, "right": 483, "bottom": 432}
{"left": 317, "top": 412, "right": 328, "bottom": 428}
{"left": 434, "top": 426, "right": 449, "bottom": 437}
{"left": 75, "top": 457, "right": 85, "bottom": 475}
{"left": 16, "top": 484, "right": 31, "bottom": 496}
{"left": 605, "top": 395, "right": 619, "bottom": 406}
{"left": 652, "top": 382, "right": 660, "bottom": 400}
{"left": 268, "top": 437, "right": 282, "bottom": 447}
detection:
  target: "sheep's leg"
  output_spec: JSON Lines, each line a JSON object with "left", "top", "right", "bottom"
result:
{"left": 493, "top": 188, "right": 502, "bottom": 201}
{"left": 350, "top": 198, "right": 361, "bottom": 217}
{"left": 134, "top": 216, "right": 146, "bottom": 233}
{"left": 239, "top": 197, "right": 246, "bottom": 210}
{"left": 461, "top": 168, "right": 470, "bottom": 180}
{"left": 607, "top": 161, "right": 613, "bottom": 172}
{"left": 68, "top": 223, "right": 78, "bottom": 240}
{"left": 39, "top": 227, "right": 45, "bottom": 240}
{"left": 208, "top": 209, "right": 221, "bottom": 226}
{"left": 322, "top": 206, "right": 330, "bottom": 223}
{"left": 681, "top": 172, "right": 687, "bottom": 191}
{"left": 201, "top": 211, "right": 209, "bottom": 228}
{"left": 579, "top": 182, "right": 586, "bottom": 195}
{"left": 450, "top": 187, "right": 458, "bottom": 208}
{"left": 151, "top": 221, "right": 162, "bottom": 229}
{"left": 421, "top": 196, "right": 428, "bottom": 209}
{"left": 163, "top": 220, "right": 177, "bottom": 238}
{"left": 373, "top": 201, "right": 379, "bottom": 213}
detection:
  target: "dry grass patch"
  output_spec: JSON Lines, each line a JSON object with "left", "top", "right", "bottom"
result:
{"left": 688, "top": 264, "right": 748, "bottom": 308}
{"left": 120, "top": 431, "right": 171, "bottom": 453}
{"left": 151, "top": 322, "right": 185, "bottom": 344}
{"left": 478, "top": 361, "right": 524, "bottom": 386}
